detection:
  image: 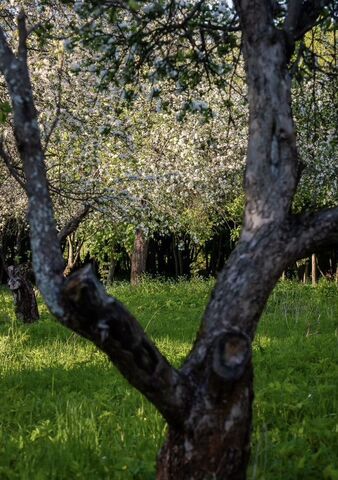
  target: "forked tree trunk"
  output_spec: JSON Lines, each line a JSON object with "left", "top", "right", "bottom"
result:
{"left": 0, "top": 5, "right": 337, "bottom": 480}
{"left": 8, "top": 265, "right": 39, "bottom": 323}
{"left": 130, "top": 228, "right": 149, "bottom": 285}
{"left": 153, "top": 8, "right": 300, "bottom": 477}
{"left": 63, "top": 234, "right": 83, "bottom": 277}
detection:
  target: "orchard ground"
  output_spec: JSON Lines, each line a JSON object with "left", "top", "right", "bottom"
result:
{"left": 0, "top": 279, "right": 337, "bottom": 480}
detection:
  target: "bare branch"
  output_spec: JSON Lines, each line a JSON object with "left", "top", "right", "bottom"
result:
{"left": 57, "top": 204, "right": 91, "bottom": 245}
{"left": 234, "top": 0, "right": 299, "bottom": 233}
{"left": 43, "top": 54, "right": 64, "bottom": 153}
{"left": 284, "top": 0, "right": 333, "bottom": 41}
{"left": 0, "top": 139, "right": 27, "bottom": 191}
{"left": 288, "top": 207, "right": 338, "bottom": 260}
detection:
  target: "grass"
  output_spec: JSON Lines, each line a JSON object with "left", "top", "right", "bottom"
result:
{"left": 0, "top": 279, "right": 337, "bottom": 479}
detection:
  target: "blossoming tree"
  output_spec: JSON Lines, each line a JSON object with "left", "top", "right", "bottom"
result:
{"left": 0, "top": 1, "right": 337, "bottom": 479}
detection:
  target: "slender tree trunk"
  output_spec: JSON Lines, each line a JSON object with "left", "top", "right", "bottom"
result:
{"left": 303, "top": 258, "right": 310, "bottom": 283}
{"left": 172, "top": 236, "right": 179, "bottom": 278}
{"left": 216, "top": 234, "right": 224, "bottom": 272}
{"left": 8, "top": 265, "right": 39, "bottom": 323}
{"left": 63, "top": 235, "right": 74, "bottom": 277}
{"left": 130, "top": 228, "right": 149, "bottom": 286}
{"left": 178, "top": 248, "right": 183, "bottom": 276}
{"left": 107, "top": 255, "right": 116, "bottom": 285}
{"left": 0, "top": 247, "right": 5, "bottom": 284}
{"left": 311, "top": 253, "right": 317, "bottom": 285}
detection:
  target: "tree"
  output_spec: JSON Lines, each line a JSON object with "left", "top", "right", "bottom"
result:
{"left": 0, "top": 2, "right": 337, "bottom": 479}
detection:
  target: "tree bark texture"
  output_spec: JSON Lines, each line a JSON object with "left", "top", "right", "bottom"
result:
{"left": 8, "top": 265, "right": 39, "bottom": 323}
{"left": 0, "top": 4, "right": 337, "bottom": 480}
{"left": 130, "top": 228, "right": 149, "bottom": 286}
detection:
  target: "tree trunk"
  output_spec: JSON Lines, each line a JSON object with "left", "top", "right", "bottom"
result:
{"left": 8, "top": 265, "right": 39, "bottom": 323}
{"left": 63, "top": 235, "right": 83, "bottom": 277}
{"left": 172, "top": 236, "right": 179, "bottom": 277}
{"left": 63, "top": 235, "right": 74, "bottom": 277}
{"left": 157, "top": 364, "right": 253, "bottom": 480}
{"left": 156, "top": 1, "right": 302, "bottom": 476}
{"left": 178, "top": 248, "right": 183, "bottom": 277}
{"left": 0, "top": 250, "right": 5, "bottom": 284}
{"left": 311, "top": 253, "right": 317, "bottom": 285}
{"left": 303, "top": 258, "right": 310, "bottom": 283}
{"left": 107, "top": 255, "right": 116, "bottom": 285}
{"left": 1, "top": 6, "right": 337, "bottom": 480}
{"left": 130, "top": 228, "right": 149, "bottom": 286}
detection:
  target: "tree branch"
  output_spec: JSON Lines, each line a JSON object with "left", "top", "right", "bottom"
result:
{"left": 288, "top": 206, "right": 338, "bottom": 260}
{"left": 43, "top": 54, "right": 64, "bottom": 153}
{"left": 0, "top": 14, "right": 188, "bottom": 426}
{"left": 0, "top": 139, "right": 27, "bottom": 191}
{"left": 233, "top": 0, "right": 273, "bottom": 41}
{"left": 57, "top": 204, "right": 91, "bottom": 245}
{"left": 284, "top": 0, "right": 304, "bottom": 37}
{"left": 17, "top": 10, "right": 28, "bottom": 65}
{"left": 61, "top": 265, "right": 190, "bottom": 425}
{"left": 234, "top": 0, "right": 299, "bottom": 233}
{"left": 284, "top": 0, "right": 332, "bottom": 41}
{"left": 0, "top": 21, "right": 66, "bottom": 316}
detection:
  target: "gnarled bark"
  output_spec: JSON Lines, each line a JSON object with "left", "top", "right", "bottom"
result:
{"left": 8, "top": 264, "right": 39, "bottom": 323}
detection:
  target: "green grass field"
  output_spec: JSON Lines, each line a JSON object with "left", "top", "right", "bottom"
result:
{"left": 0, "top": 279, "right": 337, "bottom": 480}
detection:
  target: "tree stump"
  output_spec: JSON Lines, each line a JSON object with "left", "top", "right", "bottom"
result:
{"left": 8, "top": 265, "right": 39, "bottom": 323}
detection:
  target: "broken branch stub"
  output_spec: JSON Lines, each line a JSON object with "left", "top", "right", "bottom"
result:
{"left": 211, "top": 331, "right": 251, "bottom": 382}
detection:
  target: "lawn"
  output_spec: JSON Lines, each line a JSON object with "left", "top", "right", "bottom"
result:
{"left": 0, "top": 279, "right": 337, "bottom": 479}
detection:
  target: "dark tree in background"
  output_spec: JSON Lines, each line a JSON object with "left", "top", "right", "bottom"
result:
{"left": 0, "top": 1, "right": 337, "bottom": 479}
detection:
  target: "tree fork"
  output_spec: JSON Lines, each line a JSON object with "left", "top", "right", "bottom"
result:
{"left": 1, "top": 3, "right": 337, "bottom": 480}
